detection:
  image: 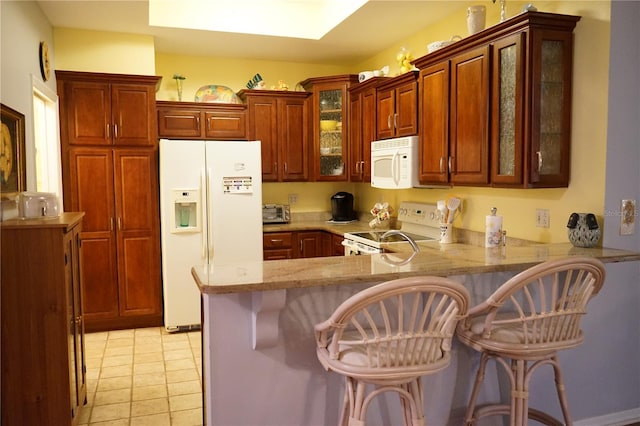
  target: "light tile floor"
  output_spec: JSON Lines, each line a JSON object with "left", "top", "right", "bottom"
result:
{"left": 79, "top": 327, "right": 203, "bottom": 426}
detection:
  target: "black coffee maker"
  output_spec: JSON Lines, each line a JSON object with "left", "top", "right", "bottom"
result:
{"left": 331, "top": 192, "right": 355, "bottom": 222}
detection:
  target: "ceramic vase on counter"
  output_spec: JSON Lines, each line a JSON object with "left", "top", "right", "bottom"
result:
{"left": 467, "top": 5, "right": 486, "bottom": 35}
{"left": 567, "top": 213, "right": 600, "bottom": 248}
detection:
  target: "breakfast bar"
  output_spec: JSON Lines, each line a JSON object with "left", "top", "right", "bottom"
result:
{"left": 192, "top": 241, "right": 640, "bottom": 426}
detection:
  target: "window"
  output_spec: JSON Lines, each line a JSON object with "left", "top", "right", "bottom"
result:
{"left": 32, "top": 77, "right": 62, "bottom": 197}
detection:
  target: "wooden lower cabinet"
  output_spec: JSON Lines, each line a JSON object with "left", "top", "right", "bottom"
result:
{"left": 263, "top": 230, "right": 343, "bottom": 259}
{"left": 66, "top": 147, "right": 162, "bottom": 331}
{"left": 263, "top": 232, "right": 295, "bottom": 260}
{"left": 1, "top": 213, "right": 87, "bottom": 426}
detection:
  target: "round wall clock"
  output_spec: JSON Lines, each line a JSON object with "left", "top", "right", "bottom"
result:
{"left": 39, "top": 41, "right": 51, "bottom": 81}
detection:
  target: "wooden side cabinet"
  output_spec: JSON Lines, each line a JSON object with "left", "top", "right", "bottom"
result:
{"left": 1, "top": 213, "right": 87, "bottom": 426}
{"left": 156, "top": 101, "right": 247, "bottom": 140}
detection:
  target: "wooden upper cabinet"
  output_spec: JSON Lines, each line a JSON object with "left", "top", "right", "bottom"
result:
{"left": 156, "top": 101, "right": 247, "bottom": 140}
{"left": 348, "top": 77, "right": 382, "bottom": 182}
{"left": 301, "top": 75, "right": 359, "bottom": 182}
{"left": 414, "top": 11, "right": 580, "bottom": 188}
{"left": 376, "top": 71, "right": 418, "bottom": 140}
{"left": 418, "top": 62, "right": 450, "bottom": 184}
{"left": 417, "top": 46, "right": 490, "bottom": 186}
{"left": 57, "top": 71, "right": 160, "bottom": 147}
{"left": 238, "top": 90, "right": 311, "bottom": 182}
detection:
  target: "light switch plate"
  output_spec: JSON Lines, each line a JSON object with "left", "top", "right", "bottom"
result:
{"left": 620, "top": 199, "right": 636, "bottom": 235}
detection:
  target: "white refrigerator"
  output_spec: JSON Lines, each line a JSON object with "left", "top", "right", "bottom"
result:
{"left": 159, "top": 139, "right": 263, "bottom": 331}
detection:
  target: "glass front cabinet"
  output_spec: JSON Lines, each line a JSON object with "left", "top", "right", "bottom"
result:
{"left": 302, "top": 75, "right": 359, "bottom": 181}
{"left": 489, "top": 12, "right": 579, "bottom": 187}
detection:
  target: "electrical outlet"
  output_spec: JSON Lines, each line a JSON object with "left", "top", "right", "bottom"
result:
{"left": 621, "top": 199, "right": 636, "bottom": 235}
{"left": 536, "top": 208, "right": 550, "bottom": 228}
{"left": 288, "top": 193, "right": 298, "bottom": 205}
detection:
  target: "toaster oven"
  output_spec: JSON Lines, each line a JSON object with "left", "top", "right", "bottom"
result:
{"left": 262, "top": 204, "right": 290, "bottom": 224}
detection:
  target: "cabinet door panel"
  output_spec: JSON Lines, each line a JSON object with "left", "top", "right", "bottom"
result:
{"left": 361, "top": 89, "right": 376, "bottom": 182}
{"left": 112, "top": 84, "right": 156, "bottom": 146}
{"left": 491, "top": 33, "right": 525, "bottom": 185}
{"left": 297, "top": 231, "right": 323, "bottom": 258}
{"left": 279, "top": 98, "right": 308, "bottom": 181}
{"left": 419, "top": 62, "right": 450, "bottom": 184}
{"left": 113, "top": 150, "right": 161, "bottom": 316}
{"left": 65, "top": 82, "right": 111, "bottom": 146}
{"left": 204, "top": 111, "right": 247, "bottom": 139}
{"left": 68, "top": 149, "right": 119, "bottom": 320}
{"left": 450, "top": 46, "right": 490, "bottom": 185}
{"left": 248, "top": 98, "right": 279, "bottom": 181}
{"left": 529, "top": 30, "right": 573, "bottom": 186}
{"left": 376, "top": 89, "right": 395, "bottom": 140}
{"left": 158, "top": 109, "right": 202, "bottom": 138}
{"left": 348, "top": 92, "right": 363, "bottom": 181}
{"left": 395, "top": 81, "right": 418, "bottom": 136}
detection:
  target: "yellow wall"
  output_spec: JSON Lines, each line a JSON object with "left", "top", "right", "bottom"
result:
{"left": 155, "top": 54, "right": 350, "bottom": 101}
{"left": 51, "top": 1, "right": 612, "bottom": 243}
{"left": 54, "top": 28, "right": 156, "bottom": 75}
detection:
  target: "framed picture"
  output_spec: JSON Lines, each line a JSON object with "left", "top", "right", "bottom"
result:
{"left": 1, "top": 103, "right": 26, "bottom": 198}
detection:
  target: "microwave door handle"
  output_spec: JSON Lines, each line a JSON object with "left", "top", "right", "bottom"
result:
{"left": 392, "top": 150, "right": 400, "bottom": 185}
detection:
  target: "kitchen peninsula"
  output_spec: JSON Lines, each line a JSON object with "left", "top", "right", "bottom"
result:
{"left": 191, "top": 238, "right": 640, "bottom": 426}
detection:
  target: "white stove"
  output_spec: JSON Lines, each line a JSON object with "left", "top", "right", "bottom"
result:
{"left": 343, "top": 202, "right": 441, "bottom": 255}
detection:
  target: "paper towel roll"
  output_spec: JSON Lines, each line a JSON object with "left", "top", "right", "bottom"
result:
{"left": 485, "top": 214, "right": 503, "bottom": 248}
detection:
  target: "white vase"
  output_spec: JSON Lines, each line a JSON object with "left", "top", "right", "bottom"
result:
{"left": 467, "top": 5, "right": 486, "bottom": 35}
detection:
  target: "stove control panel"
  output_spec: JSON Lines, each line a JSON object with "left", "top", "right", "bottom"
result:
{"left": 397, "top": 202, "right": 439, "bottom": 227}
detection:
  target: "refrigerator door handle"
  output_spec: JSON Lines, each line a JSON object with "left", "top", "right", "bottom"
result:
{"left": 201, "top": 167, "right": 208, "bottom": 260}
{"left": 207, "top": 167, "right": 215, "bottom": 261}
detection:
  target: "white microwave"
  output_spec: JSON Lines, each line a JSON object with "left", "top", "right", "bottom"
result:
{"left": 370, "top": 136, "right": 421, "bottom": 189}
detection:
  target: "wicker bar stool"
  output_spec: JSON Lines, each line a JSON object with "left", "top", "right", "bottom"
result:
{"left": 456, "top": 257, "right": 606, "bottom": 426}
{"left": 315, "top": 276, "right": 470, "bottom": 426}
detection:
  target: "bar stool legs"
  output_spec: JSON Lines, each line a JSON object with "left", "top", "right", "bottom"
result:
{"left": 464, "top": 352, "right": 572, "bottom": 426}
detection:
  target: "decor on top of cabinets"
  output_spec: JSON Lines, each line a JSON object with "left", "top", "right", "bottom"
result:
{"left": 376, "top": 71, "right": 418, "bottom": 140}
{"left": 467, "top": 5, "right": 486, "bottom": 35}
{"left": 301, "top": 75, "right": 359, "bottom": 181}
{"left": 194, "top": 84, "right": 241, "bottom": 104}
{"left": 173, "top": 73, "right": 185, "bottom": 101}
{"left": 396, "top": 47, "right": 416, "bottom": 74}
{"left": 0, "top": 104, "right": 26, "bottom": 197}
{"left": 238, "top": 89, "right": 311, "bottom": 182}
{"left": 413, "top": 11, "right": 580, "bottom": 188}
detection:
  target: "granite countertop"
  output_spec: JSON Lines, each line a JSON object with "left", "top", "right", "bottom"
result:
{"left": 193, "top": 218, "right": 640, "bottom": 294}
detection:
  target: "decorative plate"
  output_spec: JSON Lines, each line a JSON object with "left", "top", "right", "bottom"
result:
{"left": 194, "top": 85, "right": 240, "bottom": 104}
